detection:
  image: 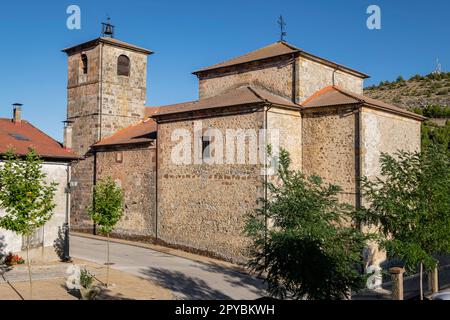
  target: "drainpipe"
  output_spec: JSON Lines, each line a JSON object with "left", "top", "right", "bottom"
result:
{"left": 332, "top": 67, "right": 338, "bottom": 86}
{"left": 292, "top": 54, "right": 298, "bottom": 103}
{"left": 263, "top": 104, "right": 273, "bottom": 269}
{"left": 355, "top": 105, "right": 362, "bottom": 211}
{"left": 155, "top": 122, "right": 158, "bottom": 240}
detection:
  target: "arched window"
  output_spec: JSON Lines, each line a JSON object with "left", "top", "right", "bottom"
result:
{"left": 81, "top": 54, "right": 88, "bottom": 74}
{"left": 117, "top": 55, "right": 130, "bottom": 76}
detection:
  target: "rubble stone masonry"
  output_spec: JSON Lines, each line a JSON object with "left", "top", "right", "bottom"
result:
{"left": 301, "top": 106, "right": 359, "bottom": 206}
{"left": 95, "top": 145, "right": 156, "bottom": 238}
{"left": 198, "top": 55, "right": 364, "bottom": 103}
{"left": 157, "top": 109, "right": 266, "bottom": 263}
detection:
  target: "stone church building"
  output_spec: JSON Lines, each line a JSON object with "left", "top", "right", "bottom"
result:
{"left": 62, "top": 36, "right": 424, "bottom": 264}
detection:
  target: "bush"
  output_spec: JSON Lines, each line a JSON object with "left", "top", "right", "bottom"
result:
{"left": 80, "top": 269, "right": 94, "bottom": 289}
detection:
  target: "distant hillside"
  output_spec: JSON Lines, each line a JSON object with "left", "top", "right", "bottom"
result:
{"left": 364, "top": 72, "right": 450, "bottom": 110}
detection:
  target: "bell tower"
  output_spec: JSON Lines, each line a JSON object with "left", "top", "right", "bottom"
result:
{"left": 62, "top": 25, "right": 153, "bottom": 231}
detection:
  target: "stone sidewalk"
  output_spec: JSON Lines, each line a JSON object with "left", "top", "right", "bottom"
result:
{"left": 0, "top": 258, "right": 173, "bottom": 300}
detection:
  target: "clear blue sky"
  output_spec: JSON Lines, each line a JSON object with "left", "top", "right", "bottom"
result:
{"left": 0, "top": 0, "right": 448, "bottom": 140}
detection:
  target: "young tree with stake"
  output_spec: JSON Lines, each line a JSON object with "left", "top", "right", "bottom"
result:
{"left": 0, "top": 148, "right": 57, "bottom": 299}
{"left": 88, "top": 176, "right": 123, "bottom": 287}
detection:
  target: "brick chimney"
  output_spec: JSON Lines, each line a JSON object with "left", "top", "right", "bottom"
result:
{"left": 12, "top": 103, "right": 22, "bottom": 123}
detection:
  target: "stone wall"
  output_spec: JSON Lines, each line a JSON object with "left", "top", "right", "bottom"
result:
{"left": 0, "top": 162, "right": 69, "bottom": 262}
{"left": 95, "top": 144, "right": 156, "bottom": 237}
{"left": 157, "top": 108, "right": 266, "bottom": 263}
{"left": 298, "top": 56, "right": 364, "bottom": 102}
{"left": 359, "top": 108, "right": 422, "bottom": 268}
{"left": 301, "top": 106, "right": 358, "bottom": 206}
{"left": 197, "top": 54, "right": 364, "bottom": 103}
{"left": 198, "top": 55, "right": 295, "bottom": 101}
{"left": 100, "top": 44, "right": 148, "bottom": 138}
{"left": 360, "top": 107, "right": 422, "bottom": 180}
{"left": 67, "top": 43, "right": 148, "bottom": 155}
{"left": 267, "top": 107, "right": 302, "bottom": 170}
{"left": 70, "top": 156, "right": 95, "bottom": 232}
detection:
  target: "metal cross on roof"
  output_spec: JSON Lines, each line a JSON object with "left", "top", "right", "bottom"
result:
{"left": 278, "top": 15, "right": 287, "bottom": 42}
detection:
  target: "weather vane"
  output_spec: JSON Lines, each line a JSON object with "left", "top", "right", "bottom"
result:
{"left": 277, "top": 15, "right": 287, "bottom": 42}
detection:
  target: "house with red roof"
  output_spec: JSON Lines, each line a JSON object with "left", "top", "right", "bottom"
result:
{"left": 0, "top": 105, "right": 77, "bottom": 262}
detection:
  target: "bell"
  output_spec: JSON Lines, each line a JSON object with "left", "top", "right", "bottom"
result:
{"left": 104, "top": 24, "right": 113, "bottom": 36}
{"left": 101, "top": 17, "right": 115, "bottom": 38}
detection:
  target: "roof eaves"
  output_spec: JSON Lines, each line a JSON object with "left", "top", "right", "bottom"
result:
{"left": 192, "top": 52, "right": 299, "bottom": 75}
{"left": 299, "top": 51, "right": 370, "bottom": 79}
{"left": 151, "top": 102, "right": 266, "bottom": 120}
{"left": 361, "top": 102, "right": 427, "bottom": 121}
{"left": 62, "top": 37, "right": 153, "bottom": 55}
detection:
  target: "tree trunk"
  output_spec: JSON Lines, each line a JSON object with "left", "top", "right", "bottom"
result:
{"left": 26, "top": 234, "right": 33, "bottom": 300}
{"left": 106, "top": 233, "right": 110, "bottom": 288}
{"left": 419, "top": 262, "right": 424, "bottom": 300}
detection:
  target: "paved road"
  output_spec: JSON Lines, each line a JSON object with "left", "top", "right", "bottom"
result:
{"left": 70, "top": 235, "right": 266, "bottom": 300}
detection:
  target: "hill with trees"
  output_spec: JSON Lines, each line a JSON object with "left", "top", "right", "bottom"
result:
{"left": 364, "top": 72, "right": 450, "bottom": 111}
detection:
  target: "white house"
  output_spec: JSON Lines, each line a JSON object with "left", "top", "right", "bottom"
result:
{"left": 0, "top": 106, "right": 77, "bottom": 262}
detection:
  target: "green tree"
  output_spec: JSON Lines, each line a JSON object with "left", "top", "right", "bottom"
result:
{"left": 421, "top": 120, "right": 450, "bottom": 151}
{"left": 245, "top": 149, "right": 370, "bottom": 300}
{"left": 88, "top": 176, "right": 123, "bottom": 287}
{"left": 358, "top": 146, "right": 450, "bottom": 299}
{"left": 0, "top": 148, "right": 57, "bottom": 299}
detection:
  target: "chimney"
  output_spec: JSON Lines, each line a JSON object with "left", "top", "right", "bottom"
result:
{"left": 12, "top": 103, "right": 22, "bottom": 123}
{"left": 63, "top": 120, "right": 73, "bottom": 149}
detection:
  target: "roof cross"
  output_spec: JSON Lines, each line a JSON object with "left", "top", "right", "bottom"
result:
{"left": 277, "top": 15, "right": 287, "bottom": 42}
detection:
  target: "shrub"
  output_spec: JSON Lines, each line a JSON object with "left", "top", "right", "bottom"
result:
{"left": 80, "top": 269, "right": 94, "bottom": 289}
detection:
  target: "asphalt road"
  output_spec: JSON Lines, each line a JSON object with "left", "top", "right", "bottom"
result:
{"left": 70, "top": 235, "right": 266, "bottom": 300}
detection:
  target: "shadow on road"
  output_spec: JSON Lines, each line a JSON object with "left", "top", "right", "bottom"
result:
{"left": 141, "top": 267, "right": 232, "bottom": 299}
{"left": 197, "top": 262, "right": 266, "bottom": 296}
{"left": 141, "top": 261, "right": 266, "bottom": 300}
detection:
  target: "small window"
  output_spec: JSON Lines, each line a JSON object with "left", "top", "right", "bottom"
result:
{"left": 117, "top": 55, "right": 130, "bottom": 76}
{"left": 116, "top": 151, "right": 123, "bottom": 163}
{"left": 9, "top": 133, "right": 30, "bottom": 141}
{"left": 81, "top": 54, "right": 88, "bottom": 74}
{"left": 202, "top": 136, "right": 211, "bottom": 159}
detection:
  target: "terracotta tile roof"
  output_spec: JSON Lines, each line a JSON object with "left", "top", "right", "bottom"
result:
{"left": 93, "top": 118, "right": 157, "bottom": 147}
{"left": 193, "top": 41, "right": 369, "bottom": 78}
{"left": 302, "top": 86, "right": 426, "bottom": 121}
{"left": 193, "top": 41, "right": 299, "bottom": 74}
{"left": 94, "top": 103, "right": 194, "bottom": 147}
{"left": 152, "top": 86, "right": 300, "bottom": 118}
{"left": 62, "top": 37, "right": 153, "bottom": 55}
{"left": 0, "top": 118, "right": 78, "bottom": 160}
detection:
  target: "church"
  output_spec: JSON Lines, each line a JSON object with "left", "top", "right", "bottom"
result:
{"left": 62, "top": 29, "right": 424, "bottom": 264}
